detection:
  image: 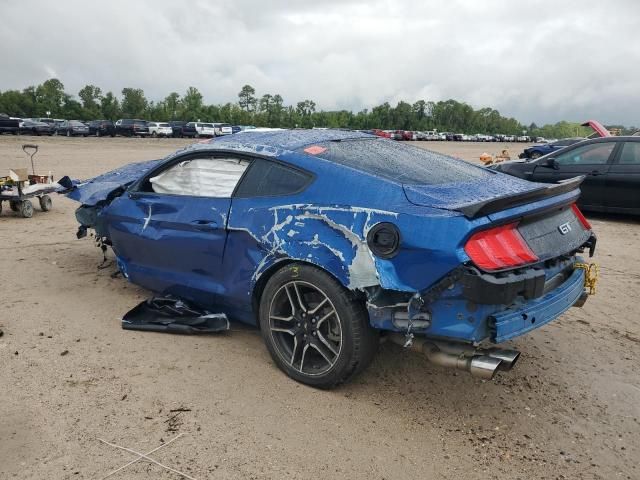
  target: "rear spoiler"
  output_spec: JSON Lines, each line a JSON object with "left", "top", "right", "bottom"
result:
{"left": 457, "top": 176, "right": 584, "bottom": 218}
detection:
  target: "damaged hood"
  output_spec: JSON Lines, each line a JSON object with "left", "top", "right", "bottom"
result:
{"left": 403, "top": 172, "right": 578, "bottom": 218}
{"left": 66, "top": 159, "right": 163, "bottom": 205}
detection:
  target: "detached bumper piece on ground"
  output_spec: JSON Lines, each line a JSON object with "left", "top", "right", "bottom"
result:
{"left": 122, "top": 296, "right": 229, "bottom": 334}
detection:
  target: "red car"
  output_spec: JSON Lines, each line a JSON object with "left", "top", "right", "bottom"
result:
{"left": 402, "top": 130, "right": 415, "bottom": 141}
{"left": 372, "top": 129, "right": 391, "bottom": 138}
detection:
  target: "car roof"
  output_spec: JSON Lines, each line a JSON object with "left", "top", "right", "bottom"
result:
{"left": 211, "top": 128, "right": 373, "bottom": 151}
{"left": 535, "top": 135, "right": 640, "bottom": 160}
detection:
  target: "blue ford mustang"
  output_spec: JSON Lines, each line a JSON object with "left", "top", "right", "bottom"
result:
{"left": 68, "top": 130, "right": 597, "bottom": 388}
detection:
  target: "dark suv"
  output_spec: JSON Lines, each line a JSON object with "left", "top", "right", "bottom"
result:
{"left": 115, "top": 119, "right": 149, "bottom": 137}
{"left": 169, "top": 120, "right": 184, "bottom": 137}
{"left": 0, "top": 113, "right": 20, "bottom": 134}
{"left": 181, "top": 122, "right": 198, "bottom": 138}
{"left": 88, "top": 120, "right": 116, "bottom": 137}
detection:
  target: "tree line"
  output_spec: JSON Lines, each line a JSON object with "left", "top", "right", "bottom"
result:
{"left": 0, "top": 78, "right": 635, "bottom": 138}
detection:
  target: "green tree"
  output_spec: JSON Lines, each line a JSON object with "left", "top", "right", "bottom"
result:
{"left": 165, "top": 92, "right": 180, "bottom": 119}
{"left": 181, "top": 86, "right": 203, "bottom": 120}
{"left": 35, "top": 78, "right": 66, "bottom": 117}
{"left": 100, "top": 92, "right": 121, "bottom": 120}
{"left": 78, "top": 84, "right": 103, "bottom": 119}
{"left": 238, "top": 84, "right": 257, "bottom": 112}
{"left": 121, "top": 88, "right": 148, "bottom": 117}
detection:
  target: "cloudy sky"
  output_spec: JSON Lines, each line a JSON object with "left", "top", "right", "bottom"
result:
{"left": 1, "top": 0, "right": 638, "bottom": 125}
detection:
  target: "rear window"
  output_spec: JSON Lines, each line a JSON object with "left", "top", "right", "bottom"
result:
{"left": 296, "top": 138, "right": 491, "bottom": 185}
{"left": 159, "top": 123, "right": 170, "bottom": 127}
{"left": 235, "top": 159, "right": 312, "bottom": 197}
{"left": 202, "top": 123, "right": 213, "bottom": 127}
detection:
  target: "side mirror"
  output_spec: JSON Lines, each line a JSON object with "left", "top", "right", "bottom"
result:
{"left": 544, "top": 158, "right": 560, "bottom": 170}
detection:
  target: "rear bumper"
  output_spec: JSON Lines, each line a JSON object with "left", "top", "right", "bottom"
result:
{"left": 489, "top": 266, "right": 585, "bottom": 343}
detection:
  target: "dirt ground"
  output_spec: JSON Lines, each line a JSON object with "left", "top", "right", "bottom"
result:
{"left": 1, "top": 135, "right": 638, "bottom": 480}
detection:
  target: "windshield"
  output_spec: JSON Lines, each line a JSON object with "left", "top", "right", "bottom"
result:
{"left": 297, "top": 138, "right": 492, "bottom": 185}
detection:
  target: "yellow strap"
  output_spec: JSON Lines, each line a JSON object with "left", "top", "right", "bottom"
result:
{"left": 574, "top": 262, "right": 599, "bottom": 295}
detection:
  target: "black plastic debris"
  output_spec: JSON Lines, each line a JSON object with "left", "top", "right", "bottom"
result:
{"left": 122, "top": 296, "right": 229, "bottom": 334}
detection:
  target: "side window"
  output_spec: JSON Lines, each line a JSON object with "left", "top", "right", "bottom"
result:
{"left": 148, "top": 157, "right": 250, "bottom": 197}
{"left": 235, "top": 159, "right": 312, "bottom": 197}
{"left": 554, "top": 143, "right": 615, "bottom": 165}
{"left": 618, "top": 142, "right": 640, "bottom": 165}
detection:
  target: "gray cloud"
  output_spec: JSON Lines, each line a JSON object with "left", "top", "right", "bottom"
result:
{"left": 1, "top": 0, "right": 638, "bottom": 125}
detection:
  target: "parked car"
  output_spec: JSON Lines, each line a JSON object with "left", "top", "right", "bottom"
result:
{"left": 414, "top": 131, "right": 427, "bottom": 140}
{"left": 55, "top": 120, "right": 89, "bottom": 137}
{"left": 181, "top": 122, "right": 198, "bottom": 138}
{"left": 115, "top": 119, "right": 149, "bottom": 137}
{"left": 193, "top": 122, "right": 216, "bottom": 137}
{"left": 492, "top": 136, "right": 640, "bottom": 214}
{"left": 212, "top": 123, "right": 233, "bottom": 136}
{"left": 0, "top": 113, "right": 20, "bottom": 134}
{"left": 371, "top": 129, "right": 391, "bottom": 138}
{"left": 519, "top": 137, "right": 584, "bottom": 159}
{"left": 87, "top": 120, "right": 116, "bottom": 137}
{"left": 147, "top": 122, "right": 173, "bottom": 138}
{"left": 19, "top": 119, "right": 55, "bottom": 135}
{"left": 402, "top": 130, "right": 415, "bottom": 141}
{"left": 231, "top": 125, "right": 242, "bottom": 134}
{"left": 67, "top": 129, "right": 596, "bottom": 388}
{"left": 168, "top": 121, "right": 188, "bottom": 138}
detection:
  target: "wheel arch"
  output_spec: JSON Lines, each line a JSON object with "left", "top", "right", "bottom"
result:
{"left": 250, "top": 258, "right": 357, "bottom": 328}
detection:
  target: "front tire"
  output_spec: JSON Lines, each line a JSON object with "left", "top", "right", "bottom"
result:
{"left": 19, "top": 200, "right": 34, "bottom": 218}
{"left": 259, "top": 263, "right": 378, "bottom": 388}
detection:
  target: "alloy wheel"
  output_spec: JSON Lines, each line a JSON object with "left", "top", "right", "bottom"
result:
{"left": 268, "top": 281, "right": 343, "bottom": 376}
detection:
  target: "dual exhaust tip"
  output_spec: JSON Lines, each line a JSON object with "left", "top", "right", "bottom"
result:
{"left": 389, "top": 335, "right": 520, "bottom": 380}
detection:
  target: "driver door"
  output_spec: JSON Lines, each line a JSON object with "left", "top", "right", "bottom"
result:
{"left": 529, "top": 142, "right": 617, "bottom": 209}
{"left": 104, "top": 153, "right": 251, "bottom": 307}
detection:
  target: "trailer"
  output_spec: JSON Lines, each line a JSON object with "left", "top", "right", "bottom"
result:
{"left": 0, "top": 144, "right": 58, "bottom": 218}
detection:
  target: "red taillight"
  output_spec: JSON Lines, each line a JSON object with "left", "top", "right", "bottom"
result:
{"left": 571, "top": 204, "right": 591, "bottom": 230}
{"left": 464, "top": 222, "right": 538, "bottom": 271}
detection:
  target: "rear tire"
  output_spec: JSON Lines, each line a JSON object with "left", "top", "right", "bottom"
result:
{"left": 39, "top": 195, "right": 52, "bottom": 212}
{"left": 259, "top": 263, "right": 378, "bottom": 389}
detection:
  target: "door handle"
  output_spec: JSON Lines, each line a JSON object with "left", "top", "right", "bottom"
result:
{"left": 589, "top": 170, "right": 603, "bottom": 176}
{"left": 192, "top": 219, "right": 218, "bottom": 230}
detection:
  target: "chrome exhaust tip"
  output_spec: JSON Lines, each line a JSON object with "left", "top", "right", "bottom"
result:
{"left": 486, "top": 349, "right": 521, "bottom": 371}
{"left": 469, "top": 355, "right": 503, "bottom": 380}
